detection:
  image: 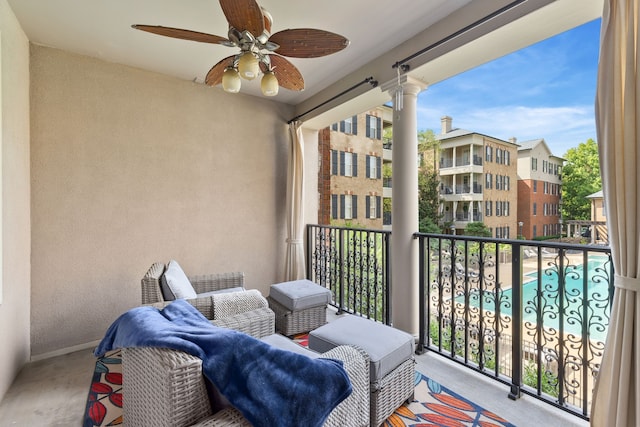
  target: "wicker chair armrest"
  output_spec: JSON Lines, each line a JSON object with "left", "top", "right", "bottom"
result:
{"left": 212, "top": 289, "right": 268, "bottom": 317}
{"left": 122, "top": 347, "right": 213, "bottom": 427}
{"left": 211, "top": 307, "right": 275, "bottom": 339}
{"left": 189, "top": 272, "right": 245, "bottom": 294}
{"left": 321, "top": 345, "right": 371, "bottom": 427}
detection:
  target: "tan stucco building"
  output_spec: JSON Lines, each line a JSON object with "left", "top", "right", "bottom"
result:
{"left": 437, "top": 117, "right": 519, "bottom": 238}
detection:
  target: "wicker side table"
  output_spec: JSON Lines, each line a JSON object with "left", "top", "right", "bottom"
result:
{"left": 268, "top": 279, "right": 331, "bottom": 336}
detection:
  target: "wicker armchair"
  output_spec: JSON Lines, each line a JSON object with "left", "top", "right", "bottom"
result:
{"left": 122, "top": 344, "right": 370, "bottom": 427}
{"left": 141, "top": 262, "right": 274, "bottom": 339}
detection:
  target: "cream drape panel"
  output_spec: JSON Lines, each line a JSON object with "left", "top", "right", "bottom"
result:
{"left": 284, "top": 121, "right": 306, "bottom": 281}
{"left": 590, "top": 0, "right": 640, "bottom": 425}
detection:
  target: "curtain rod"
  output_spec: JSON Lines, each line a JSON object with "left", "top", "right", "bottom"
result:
{"left": 393, "top": 0, "right": 528, "bottom": 69}
{"left": 288, "top": 77, "right": 378, "bottom": 124}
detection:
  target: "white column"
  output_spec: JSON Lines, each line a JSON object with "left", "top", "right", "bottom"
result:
{"left": 383, "top": 76, "right": 427, "bottom": 335}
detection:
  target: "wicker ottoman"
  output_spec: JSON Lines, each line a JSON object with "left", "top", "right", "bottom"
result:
{"left": 308, "top": 315, "right": 415, "bottom": 427}
{"left": 268, "top": 279, "right": 332, "bottom": 336}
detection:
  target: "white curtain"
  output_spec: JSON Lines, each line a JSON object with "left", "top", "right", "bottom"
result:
{"left": 590, "top": 0, "right": 640, "bottom": 425}
{"left": 284, "top": 121, "right": 306, "bottom": 281}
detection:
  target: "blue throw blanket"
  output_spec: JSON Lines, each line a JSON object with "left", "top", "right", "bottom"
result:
{"left": 95, "top": 300, "right": 351, "bottom": 427}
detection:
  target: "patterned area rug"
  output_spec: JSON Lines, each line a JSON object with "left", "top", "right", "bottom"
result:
{"left": 83, "top": 338, "right": 515, "bottom": 427}
{"left": 83, "top": 349, "right": 122, "bottom": 427}
{"left": 385, "top": 372, "right": 515, "bottom": 427}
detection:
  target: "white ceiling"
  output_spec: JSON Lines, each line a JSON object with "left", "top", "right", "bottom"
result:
{"left": 8, "top": 0, "right": 603, "bottom": 123}
{"left": 8, "top": 0, "right": 470, "bottom": 103}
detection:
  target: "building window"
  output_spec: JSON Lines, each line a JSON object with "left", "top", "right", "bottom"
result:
{"left": 533, "top": 225, "right": 537, "bottom": 237}
{"left": 486, "top": 173, "right": 492, "bottom": 189}
{"left": 366, "top": 195, "right": 381, "bottom": 219}
{"left": 345, "top": 153, "right": 353, "bottom": 176}
{"left": 340, "top": 151, "right": 358, "bottom": 177}
{"left": 496, "top": 148, "right": 502, "bottom": 164}
{"left": 485, "top": 201, "right": 492, "bottom": 217}
{"left": 533, "top": 180, "right": 537, "bottom": 192}
{"left": 532, "top": 158, "right": 538, "bottom": 171}
{"left": 533, "top": 203, "right": 537, "bottom": 216}
{"left": 486, "top": 146, "right": 493, "bottom": 162}
{"left": 366, "top": 115, "right": 381, "bottom": 140}
{"left": 340, "top": 194, "right": 357, "bottom": 219}
{"left": 344, "top": 195, "right": 352, "bottom": 219}
{"left": 340, "top": 115, "right": 358, "bottom": 135}
{"left": 366, "top": 155, "right": 381, "bottom": 179}
{"left": 505, "top": 150, "right": 510, "bottom": 165}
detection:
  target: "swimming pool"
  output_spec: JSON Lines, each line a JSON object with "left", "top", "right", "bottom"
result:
{"left": 459, "top": 257, "right": 612, "bottom": 342}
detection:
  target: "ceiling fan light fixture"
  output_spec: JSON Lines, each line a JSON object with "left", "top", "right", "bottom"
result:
{"left": 222, "top": 67, "right": 241, "bottom": 93}
{"left": 261, "top": 71, "right": 279, "bottom": 96}
{"left": 238, "top": 52, "right": 259, "bottom": 80}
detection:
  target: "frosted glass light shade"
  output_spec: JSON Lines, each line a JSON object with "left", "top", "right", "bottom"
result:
{"left": 238, "top": 53, "right": 259, "bottom": 80}
{"left": 222, "top": 67, "right": 241, "bottom": 93}
{"left": 261, "top": 72, "right": 279, "bottom": 96}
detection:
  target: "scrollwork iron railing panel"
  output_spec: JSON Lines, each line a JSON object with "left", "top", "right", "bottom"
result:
{"left": 307, "top": 224, "right": 391, "bottom": 324}
{"left": 416, "top": 233, "right": 613, "bottom": 421}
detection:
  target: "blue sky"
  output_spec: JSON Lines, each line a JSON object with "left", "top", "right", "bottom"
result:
{"left": 416, "top": 19, "right": 601, "bottom": 158}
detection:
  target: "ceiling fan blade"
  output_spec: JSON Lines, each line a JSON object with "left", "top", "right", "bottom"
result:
{"left": 132, "top": 25, "right": 230, "bottom": 45}
{"left": 219, "top": 0, "right": 264, "bottom": 37}
{"left": 205, "top": 56, "right": 236, "bottom": 86}
{"left": 270, "top": 29, "right": 349, "bottom": 58}
{"left": 268, "top": 55, "right": 304, "bottom": 91}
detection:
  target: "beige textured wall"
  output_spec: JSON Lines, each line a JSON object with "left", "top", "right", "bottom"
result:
{"left": 30, "top": 45, "right": 294, "bottom": 356}
{"left": 0, "top": 0, "right": 31, "bottom": 401}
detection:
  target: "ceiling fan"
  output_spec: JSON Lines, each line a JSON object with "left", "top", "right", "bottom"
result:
{"left": 132, "top": 0, "right": 350, "bottom": 96}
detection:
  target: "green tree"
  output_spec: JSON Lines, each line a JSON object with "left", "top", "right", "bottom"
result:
{"left": 418, "top": 168, "right": 442, "bottom": 232}
{"left": 417, "top": 129, "right": 442, "bottom": 232}
{"left": 561, "top": 139, "right": 601, "bottom": 220}
{"left": 465, "top": 222, "right": 492, "bottom": 237}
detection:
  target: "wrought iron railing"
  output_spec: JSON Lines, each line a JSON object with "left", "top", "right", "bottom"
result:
{"left": 306, "top": 224, "right": 391, "bottom": 324}
{"left": 415, "top": 233, "right": 613, "bottom": 420}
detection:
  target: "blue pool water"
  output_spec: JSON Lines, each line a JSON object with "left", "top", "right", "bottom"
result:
{"left": 460, "top": 257, "right": 612, "bottom": 342}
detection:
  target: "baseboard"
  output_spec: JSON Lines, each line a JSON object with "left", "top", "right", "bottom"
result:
{"left": 30, "top": 339, "right": 101, "bottom": 362}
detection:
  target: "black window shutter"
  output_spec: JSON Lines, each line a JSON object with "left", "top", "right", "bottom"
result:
{"left": 376, "top": 117, "right": 382, "bottom": 140}
{"left": 352, "top": 116, "right": 358, "bottom": 135}
{"left": 331, "top": 195, "right": 338, "bottom": 219}
{"left": 340, "top": 151, "right": 345, "bottom": 176}
{"left": 332, "top": 123, "right": 338, "bottom": 131}
{"left": 340, "top": 121, "right": 345, "bottom": 133}
{"left": 366, "top": 196, "right": 371, "bottom": 219}
{"left": 376, "top": 196, "right": 382, "bottom": 218}
{"left": 331, "top": 150, "right": 338, "bottom": 175}
{"left": 366, "top": 115, "right": 371, "bottom": 138}
{"left": 352, "top": 153, "right": 358, "bottom": 177}
{"left": 340, "top": 195, "right": 345, "bottom": 219}
{"left": 352, "top": 195, "right": 358, "bottom": 218}
{"left": 376, "top": 157, "right": 382, "bottom": 179}
{"left": 366, "top": 155, "right": 371, "bottom": 178}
